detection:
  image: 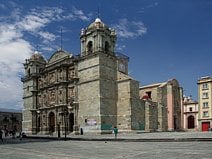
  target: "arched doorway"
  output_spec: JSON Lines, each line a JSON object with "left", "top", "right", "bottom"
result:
{"left": 188, "top": 115, "right": 195, "bottom": 129}
{"left": 69, "top": 113, "right": 74, "bottom": 132}
{"left": 49, "top": 112, "right": 55, "bottom": 133}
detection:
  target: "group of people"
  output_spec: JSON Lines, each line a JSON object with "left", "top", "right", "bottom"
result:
{"left": 0, "top": 126, "right": 119, "bottom": 143}
{"left": 1, "top": 129, "right": 15, "bottom": 138}
{"left": 1, "top": 129, "right": 16, "bottom": 138}
{"left": 0, "top": 129, "right": 16, "bottom": 144}
{"left": 0, "top": 129, "right": 26, "bottom": 144}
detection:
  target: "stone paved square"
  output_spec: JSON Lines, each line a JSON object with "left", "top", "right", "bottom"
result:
{"left": 0, "top": 136, "right": 212, "bottom": 159}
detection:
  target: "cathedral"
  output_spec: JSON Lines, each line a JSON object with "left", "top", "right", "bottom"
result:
{"left": 22, "top": 18, "right": 144, "bottom": 135}
{"left": 22, "top": 18, "right": 183, "bottom": 135}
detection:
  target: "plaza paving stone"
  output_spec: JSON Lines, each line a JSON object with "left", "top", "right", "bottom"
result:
{"left": 0, "top": 132, "right": 212, "bottom": 159}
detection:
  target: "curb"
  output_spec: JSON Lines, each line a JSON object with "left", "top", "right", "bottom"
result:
{"left": 26, "top": 136, "right": 212, "bottom": 142}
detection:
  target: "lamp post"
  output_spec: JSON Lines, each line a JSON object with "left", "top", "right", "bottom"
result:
{"left": 57, "top": 123, "right": 61, "bottom": 139}
{"left": 59, "top": 103, "right": 77, "bottom": 140}
{"left": 10, "top": 114, "right": 16, "bottom": 139}
{"left": 36, "top": 110, "right": 40, "bottom": 134}
{"left": 73, "top": 101, "right": 79, "bottom": 134}
{"left": 66, "top": 105, "right": 74, "bottom": 140}
{"left": 60, "top": 106, "right": 72, "bottom": 141}
{"left": 10, "top": 114, "right": 16, "bottom": 131}
{"left": 64, "top": 110, "right": 67, "bottom": 141}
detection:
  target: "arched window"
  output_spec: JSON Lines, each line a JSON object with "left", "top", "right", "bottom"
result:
{"left": 87, "top": 41, "right": 93, "bottom": 54}
{"left": 28, "top": 68, "right": 31, "bottom": 76}
{"left": 105, "top": 41, "right": 109, "bottom": 53}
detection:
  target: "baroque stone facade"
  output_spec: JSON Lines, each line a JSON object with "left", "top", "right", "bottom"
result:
{"left": 22, "top": 18, "right": 144, "bottom": 135}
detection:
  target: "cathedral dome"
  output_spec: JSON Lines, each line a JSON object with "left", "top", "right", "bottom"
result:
{"left": 30, "top": 51, "right": 46, "bottom": 63}
{"left": 88, "top": 18, "right": 108, "bottom": 30}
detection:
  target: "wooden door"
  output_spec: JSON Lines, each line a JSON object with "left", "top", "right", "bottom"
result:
{"left": 202, "top": 122, "right": 210, "bottom": 131}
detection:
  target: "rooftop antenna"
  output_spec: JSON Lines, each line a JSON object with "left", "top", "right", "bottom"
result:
{"left": 60, "top": 27, "right": 63, "bottom": 51}
{"left": 97, "top": 6, "right": 100, "bottom": 18}
{"left": 59, "top": 1, "right": 63, "bottom": 51}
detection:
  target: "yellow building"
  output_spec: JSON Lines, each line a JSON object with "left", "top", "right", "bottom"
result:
{"left": 197, "top": 76, "right": 212, "bottom": 131}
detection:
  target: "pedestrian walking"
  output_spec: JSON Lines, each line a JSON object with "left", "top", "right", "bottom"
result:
{"left": 19, "top": 131, "right": 22, "bottom": 140}
{"left": 5, "top": 129, "right": 8, "bottom": 137}
{"left": 49, "top": 127, "right": 53, "bottom": 136}
{"left": 113, "top": 126, "right": 118, "bottom": 139}
{"left": 12, "top": 130, "right": 16, "bottom": 139}
{"left": 0, "top": 129, "right": 4, "bottom": 144}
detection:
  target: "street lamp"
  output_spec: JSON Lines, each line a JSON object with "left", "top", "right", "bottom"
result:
{"left": 58, "top": 105, "right": 78, "bottom": 140}
{"left": 66, "top": 106, "right": 73, "bottom": 140}
{"left": 10, "top": 114, "right": 16, "bottom": 131}
{"left": 36, "top": 110, "right": 40, "bottom": 133}
{"left": 57, "top": 122, "right": 61, "bottom": 139}
{"left": 73, "top": 101, "right": 79, "bottom": 134}
{"left": 10, "top": 114, "right": 16, "bottom": 139}
{"left": 64, "top": 110, "right": 68, "bottom": 141}
{"left": 60, "top": 105, "right": 72, "bottom": 141}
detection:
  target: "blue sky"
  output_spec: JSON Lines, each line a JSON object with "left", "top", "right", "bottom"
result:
{"left": 0, "top": 0, "right": 211, "bottom": 110}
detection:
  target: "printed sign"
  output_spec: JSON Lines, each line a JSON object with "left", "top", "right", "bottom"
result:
{"left": 87, "top": 119, "right": 97, "bottom": 126}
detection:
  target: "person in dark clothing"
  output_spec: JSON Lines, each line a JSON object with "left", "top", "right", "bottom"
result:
{"left": 19, "top": 131, "right": 22, "bottom": 140}
{"left": 12, "top": 130, "right": 16, "bottom": 139}
{"left": 0, "top": 129, "right": 4, "bottom": 144}
{"left": 113, "top": 126, "right": 118, "bottom": 139}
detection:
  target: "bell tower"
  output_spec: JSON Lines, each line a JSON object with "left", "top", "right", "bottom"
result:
{"left": 78, "top": 18, "right": 118, "bottom": 133}
{"left": 80, "top": 18, "right": 116, "bottom": 56}
{"left": 22, "top": 52, "right": 46, "bottom": 134}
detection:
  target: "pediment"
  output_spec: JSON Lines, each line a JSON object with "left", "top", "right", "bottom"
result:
{"left": 48, "top": 50, "right": 72, "bottom": 64}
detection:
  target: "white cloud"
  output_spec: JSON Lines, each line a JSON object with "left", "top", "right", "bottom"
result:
{"left": 0, "top": 25, "right": 22, "bottom": 43}
{"left": 17, "top": 6, "right": 90, "bottom": 49}
{"left": 0, "top": 26, "right": 32, "bottom": 109}
{"left": 18, "top": 15, "right": 50, "bottom": 32}
{"left": 138, "top": 1, "right": 159, "bottom": 14}
{"left": 116, "top": 44, "right": 126, "bottom": 52}
{"left": 61, "top": 7, "right": 90, "bottom": 21}
{"left": 40, "top": 46, "right": 54, "bottom": 52}
{"left": 17, "top": 7, "right": 61, "bottom": 32}
{"left": 38, "top": 31, "right": 57, "bottom": 44}
{"left": 72, "top": 7, "right": 90, "bottom": 21}
{"left": 113, "top": 18, "right": 147, "bottom": 38}
{"left": 0, "top": 3, "right": 91, "bottom": 109}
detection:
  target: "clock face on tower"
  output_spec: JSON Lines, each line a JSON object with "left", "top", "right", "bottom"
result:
{"left": 119, "top": 61, "right": 126, "bottom": 73}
